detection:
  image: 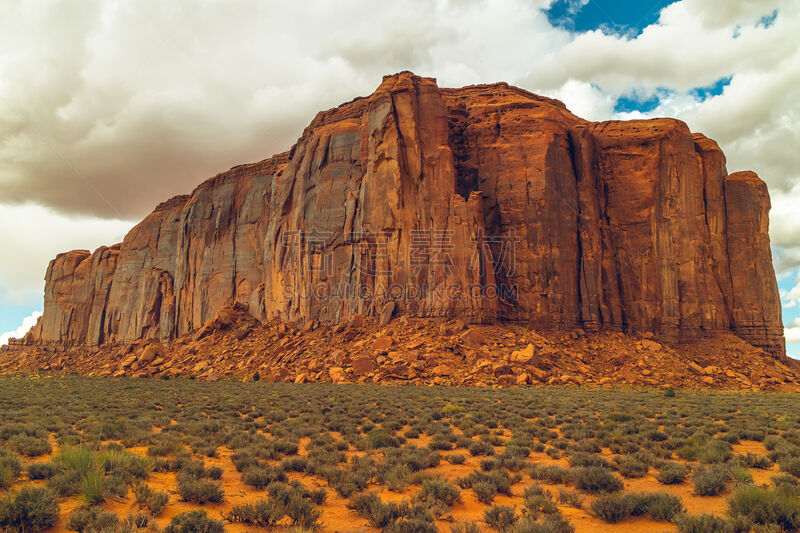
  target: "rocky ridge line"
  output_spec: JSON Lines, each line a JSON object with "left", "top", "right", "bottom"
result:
{"left": 3, "top": 304, "right": 798, "bottom": 391}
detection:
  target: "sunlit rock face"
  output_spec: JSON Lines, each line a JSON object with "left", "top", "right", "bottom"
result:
{"left": 24, "top": 72, "right": 785, "bottom": 356}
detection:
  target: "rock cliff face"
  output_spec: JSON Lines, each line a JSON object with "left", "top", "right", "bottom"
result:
{"left": 21, "top": 72, "right": 785, "bottom": 356}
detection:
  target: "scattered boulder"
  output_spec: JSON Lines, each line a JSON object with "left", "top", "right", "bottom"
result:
{"left": 688, "top": 361, "right": 705, "bottom": 374}
{"left": 432, "top": 364, "right": 451, "bottom": 377}
{"left": 373, "top": 335, "right": 394, "bottom": 352}
{"left": 330, "top": 349, "right": 346, "bottom": 364}
{"left": 531, "top": 367, "right": 549, "bottom": 381}
{"left": 139, "top": 344, "right": 162, "bottom": 365}
{"left": 497, "top": 375, "right": 515, "bottom": 386}
{"left": 329, "top": 367, "right": 346, "bottom": 383}
{"left": 640, "top": 339, "right": 662, "bottom": 351}
{"left": 509, "top": 344, "right": 535, "bottom": 364}
{"left": 194, "top": 320, "right": 215, "bottom": 341}
{"left": 460, "top": 328, "right": 487, "bottom": 348}
{"left": 350, "top": 313, "right": 367, "bottom": 329}
{"left": 214, "top": 306, "right": 239, "bottom": 328}
{"left": 492, "top": 363, "right": 513, "bottom": 376}
{"left": 351, "top": 357, "right": 375, "bottom": 375}
{"left": 406, "top": 339, "right": 425, "bottom": 350}
{"left": 379, "top": 301, "right": 396, "bottom": 326}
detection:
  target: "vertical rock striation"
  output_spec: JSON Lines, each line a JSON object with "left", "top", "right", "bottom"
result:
{"left": 20, "top": 72, "right": 785, "bottom": 356}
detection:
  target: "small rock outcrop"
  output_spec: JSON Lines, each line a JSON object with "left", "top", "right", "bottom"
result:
{"left": 11, "top": 72, "right": 785, "bottom": 358}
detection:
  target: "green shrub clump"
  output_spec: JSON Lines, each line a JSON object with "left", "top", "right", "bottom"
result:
{"left": 0, "top": 449, "right": 22, "bottom": 490}
{"left": 176, "top": 473, "right": 224, "bottom": 504}
{"left": 591, "top": 492, "right": 684, "bottom": 523}
{"left": 66, "top": 506, "right": 120, "bottom": 532}
{"left": 656, "top": 462, "right": 689, "bottom": 484}
{"left": 571, "top": 466, "right": 623, "bottom": 493}
{"left": 674, "top": 514, "right": 733, "bottom": 533}
{"left": 134, "top": 483, "right": 169, "bottom": 516}
{"left": 678, "top": 436, "right": 732, "bottom": 464}
{"left": 10, "top": 434, "right": 52, "bottom": 457}
{"left": 348, "top": 492, "right": 434, "bottom": 531}
{"left": 418, "top": 478, "right": 461, "bottom": 506}
{"left": 0, "top": 487, "right": 60, "bottom": 533}
{"left": 727, "top": 485, "right": 800, "bottom": 531}
{"left": 241, "top": 465, "right": 287, "bottom": 489}
{"left": 226, "top": 499, "right": 281, "bottom": 527}
{"left": 368, "top": 428, "right": 399, "bottom": 449}
{"left": 457, "top": 470, "right": 513, "bottom": 504}
{"left": 164, "top": 510, "right": 224, "bottom": 533}
{"left": 692, "top": 465, "right": 729, "bottom": 496}
{"left": 484, "top": 505, "right": 517, "bottom": 530}
{"left": 26, "top": 462, "right": 59, "bottom": 481}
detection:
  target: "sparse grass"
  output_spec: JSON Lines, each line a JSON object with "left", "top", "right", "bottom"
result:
{"left": 3, "top": 377, "right": 800, "bottom": 532}
{"left": 80, "top": 467, "right": 105, "bottom": 505}
{"left": 368, "top": 428, "right": 398, "bottom": 449}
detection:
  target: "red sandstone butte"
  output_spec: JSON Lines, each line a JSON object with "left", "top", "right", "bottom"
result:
{"left": 19, "top": 72, "right": 785, "bottom": 356}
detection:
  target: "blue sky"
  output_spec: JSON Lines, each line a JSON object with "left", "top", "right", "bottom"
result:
{"left": 545, "top": 0, "right": 679, "bottom": 36}
{"left": 0, "top": 302, "right": 39, "bottom": 334}
{"left": 1, "top": 0, "right": 798, "bottom": 358}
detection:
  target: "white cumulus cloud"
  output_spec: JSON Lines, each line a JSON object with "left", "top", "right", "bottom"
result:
{"left": 0, "top": 311, "right": 42, "bottom": 346}
{"left": 786, "top": 318, "right": 800, "bottom": 344}
{"left": 0, "top": 203, "right": 133, "bottom": 306}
